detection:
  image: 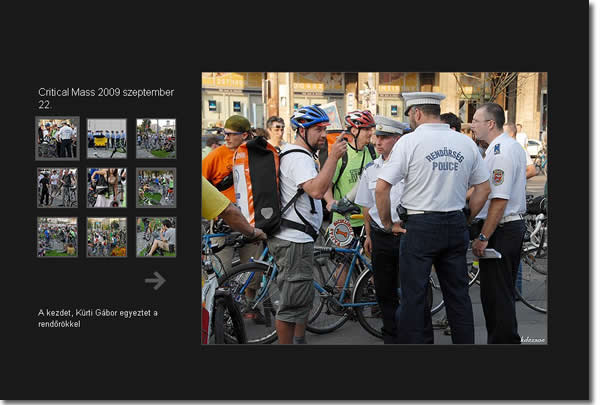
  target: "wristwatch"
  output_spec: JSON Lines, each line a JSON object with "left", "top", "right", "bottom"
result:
{"left": 478, "top": 233, "right": 488, "bottom": 242}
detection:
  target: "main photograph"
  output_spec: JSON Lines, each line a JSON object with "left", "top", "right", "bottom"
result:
{"left": 201, "top": 72, "right": 548, "bottom": 345}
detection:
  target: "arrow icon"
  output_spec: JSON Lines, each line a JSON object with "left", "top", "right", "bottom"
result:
{"left": 145, "top": 271, "right": 166, "bottom": 290}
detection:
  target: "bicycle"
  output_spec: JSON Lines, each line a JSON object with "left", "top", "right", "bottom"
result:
{"left": 515, "top": 210, "right": 548, "bottom": 313}
{"left": 216, "top": 209, "right": 390, "bottom": 343}
{"left": 202, "top": 231, "right": 248, "bottom": 344}
{"left": 62, "top": 185, "right": 77, "bottom": 207}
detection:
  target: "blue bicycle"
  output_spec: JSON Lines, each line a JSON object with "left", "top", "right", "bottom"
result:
{"left": 215, "top": 213, "right": 386, "bottom": 343}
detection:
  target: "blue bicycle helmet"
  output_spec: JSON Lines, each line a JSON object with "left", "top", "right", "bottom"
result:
{"left": 290, "top": 104, "right": 331, "bottom": 130}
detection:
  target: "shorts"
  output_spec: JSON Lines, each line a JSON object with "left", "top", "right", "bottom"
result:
{"left": 267, "top": 237, "right": 315, "bottom": 324}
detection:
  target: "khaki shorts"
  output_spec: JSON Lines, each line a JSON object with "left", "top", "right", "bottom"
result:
{"left": 267, "top": 237, "right": 315, "bottom": 323}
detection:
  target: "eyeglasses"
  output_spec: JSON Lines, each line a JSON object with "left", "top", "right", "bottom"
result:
{"left": 270, "top": 125, "right": 285, "bottom": 130}
{"left": 223, "top": 131, "right": 244, "bottom": 137}
{"left": 471, "top": 119, "right": 492, "bottom": 124}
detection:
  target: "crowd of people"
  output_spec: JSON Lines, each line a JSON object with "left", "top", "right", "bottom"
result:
{"left": 88, "top": 168, "right": 127, "bottom": 208}
{"left": 136, "top": 130, "right": 175, "bottom": 153}
{"left": 37, "top": 121, "right": 78, "bottom": 159}
{"left": 202, "top": 91, "right": 546, "bottom": 345}
{"left": 88, "top": 129, "right": 127, "bottom": 149}
{"left": 38, "top": 223, "right": 77, "bottom": 256}
{"left": 38, "top": 169, "right": 77, "bottom": 207}
{"left": 87, "top": 228, "right": 127, "bottom": 257}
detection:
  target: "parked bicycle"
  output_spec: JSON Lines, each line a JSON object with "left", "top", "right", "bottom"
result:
{"left": 202, "top": 231, "right": 248, "bottom": 344}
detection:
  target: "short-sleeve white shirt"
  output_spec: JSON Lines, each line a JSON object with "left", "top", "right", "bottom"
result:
{"left": 475, "top": 133, "right": 527, "bottom": 219}
{"left": 377, "top": 123, "right": 490, "bottom": 212}
{"left": 58, "top": 126, "right": 74, "bottom": 141}
{"left": 355, "top": 157, "right": 405, "bottom": 229}
{"left": 516, "top": 132, "right": 528, "bottom": 149}
{"left": 273, "top": 144, "right": 323, "bottom": 243}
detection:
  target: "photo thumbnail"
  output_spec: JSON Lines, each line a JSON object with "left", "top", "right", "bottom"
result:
{"left": 136, "top": 119, "right": 176, "bottom": 159}
{"left": 87, "top": 168, "right": 127, "bottom": 208}
{"left": 87, "top": 119, "right": 127, "bottom": 159}
{"left": 136, "top": 168, "right": 176, "bottom": 208}
{"left": 37, "top": 217, "right": 78, "bottom": 257}
{"left": 37, "top": 168, "right": 78, "bottom": 208}
{"left": 136, "top": 217, "right": 176, "bottom": 257}
{"left": 86, "top": 217, "right": 127, "bottom": 257}
{"left": 36, "top": 117, "right": 80, "bottom": 160}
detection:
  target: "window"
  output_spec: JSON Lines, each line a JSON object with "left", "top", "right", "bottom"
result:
{"left": 208, "top": 100, "right": 217, "bottom": 112}
{"left": 233, "top": 101, "right": 241, "bottom": 113}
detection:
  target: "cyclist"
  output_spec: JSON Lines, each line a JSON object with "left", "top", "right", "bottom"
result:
{"left": 266, "top": 104, "right": 347, "bottom": 344}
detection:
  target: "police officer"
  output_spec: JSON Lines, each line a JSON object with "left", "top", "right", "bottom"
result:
{"left": 355, "top": 115, "right": 413, "bottom": 344}
{"left": 375, "top": 92, "right": 491, "bottom": 344}
{"left": 470, "top": 103, "right": 527, "bottom": 344}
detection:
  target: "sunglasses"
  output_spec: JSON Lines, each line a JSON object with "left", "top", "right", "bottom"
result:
{"left": 270, "top": 125, "right": 285, "bottom": 130}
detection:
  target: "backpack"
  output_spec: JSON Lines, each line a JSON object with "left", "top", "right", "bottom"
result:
{"left": 233, "top": 136, "right": 319, "bottom": 241}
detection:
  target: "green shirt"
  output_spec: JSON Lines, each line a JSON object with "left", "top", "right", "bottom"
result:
{"left": 331, "top": 145, "right": 375, "bottom": 227}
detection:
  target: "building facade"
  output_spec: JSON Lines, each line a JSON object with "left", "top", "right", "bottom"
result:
{"left": 202, "top": 72, "right": 547, "bottom": 144}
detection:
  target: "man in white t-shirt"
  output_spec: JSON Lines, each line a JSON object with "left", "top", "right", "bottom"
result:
{"left": 58, "top": 122, "right": 74, "bottom": 158}
{"left": 267, "top": 104, "right": 346, "bottom": 344}
{"left": 471, "top": 103, "right": 527, "bottom": 344}
{"left": 375, "top": 92, "right": 491, "bottom": 344}
{"left": 50, "top": 170, "right": 60, "bottom": 204}
{"left": 516, "top": 124, "right": 528, "bottom": 150}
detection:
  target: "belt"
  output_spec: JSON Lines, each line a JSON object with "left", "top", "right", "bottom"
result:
{"left": 406, "top": 209, "right": 461, "bottom": 215}
{"left": 498, "top": 214, "right": 523, "bottom": 224}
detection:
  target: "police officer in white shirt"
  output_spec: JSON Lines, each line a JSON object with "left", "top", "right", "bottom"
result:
{"left": 375, "top": 92, "right": 491, "bottom": 344}
{"left": 355, "top": 115, "right": 421, "bottom": 344}
{"left": 470, "top": 103, "right": 527, "bottom": 344}
{"left": 58, "top": 121, "right": 74, "bottom": 158}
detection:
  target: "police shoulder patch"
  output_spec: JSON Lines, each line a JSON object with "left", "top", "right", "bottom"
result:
{"left": 492, "top": 169, "right": 504, "bottom": 185}
{"left": 494, "top": 143, "right": 501, "bottom": 155}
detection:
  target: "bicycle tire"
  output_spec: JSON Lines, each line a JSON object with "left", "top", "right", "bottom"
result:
{"left": 352, "top": 268, "right": 383, "bottom": 339}
{"left": 306, "top": 251, "right": 353, "bottom": 334}
{"left": 515, "top": 253, "right": 547, "bottom": 313}
{"left": 221, "top": 293, "right": 248, "bottom": 344}
{"left": 218, "top": 262, "right": 279, "bottom": 344}
{"left": 212, "top": 297, "right": 226, "bottom": 344}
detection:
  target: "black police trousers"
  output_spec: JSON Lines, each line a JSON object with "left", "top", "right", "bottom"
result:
{"left": 479, "top": 219, "right": 525, "bottom": 344}
{"left": 396, "top": 211, "right": 474, "bottom": 344}
{"left": 371, "top": 225, "right": 433, "bottom": 344}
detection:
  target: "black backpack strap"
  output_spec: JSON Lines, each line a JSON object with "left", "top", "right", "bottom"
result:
{"left": 279, "top": 149, "right": 319, "bottom": 241}
{"left": 333, "top": 151, "right": 348, "bottom": 197}
{"left": 367, "top": 143, "right": 377, "bottom": 161}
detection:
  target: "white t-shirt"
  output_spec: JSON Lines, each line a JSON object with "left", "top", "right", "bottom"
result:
{"left": 58, "top": 126, "right": 74, "bottom": 141}
{"left": 273, "top": 144, "right": 323, "bottom": 243}
{"left": 355, "top": 156, "right": 405, "bottom": 229}
{"left": 378, "top": 123, "right": 490, "bottom": 212}
{"left": 516, "top": 132, "right": 528, "bottom": 149}
{"left": 50, "top": 174, "right": 59, "bottom": 186}
{"left": 476, "top": 133, "right": 527, "bottom": 220}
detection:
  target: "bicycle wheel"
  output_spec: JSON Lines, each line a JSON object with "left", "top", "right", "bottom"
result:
{"left": 306, "top": 251, "right": 354, "bottom": 334}
{"left": 218, "top": 262, "right": 279, "bottom": 344}
{"left": 429, "top": 270, "right": 445, "bottom": 315}
{"left": 352, "top": 268, "right": 383, "bottom": 339}
{"left": 515, "top": 253, "right": 547, "bottom": 313}
{"left": 212, "top": 297, "right": 227, "bottom": 344}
